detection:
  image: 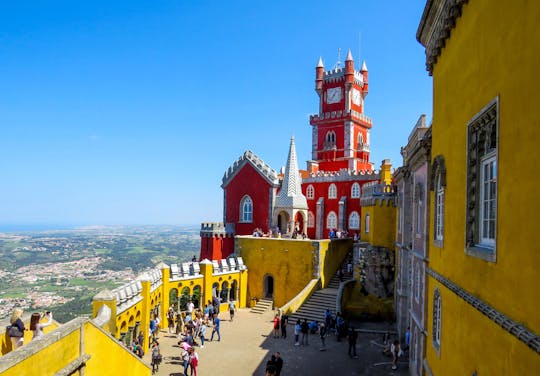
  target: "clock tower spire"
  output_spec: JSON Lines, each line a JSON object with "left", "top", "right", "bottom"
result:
{"left": 309, "top": 50, "right": 373, "bottom": 173}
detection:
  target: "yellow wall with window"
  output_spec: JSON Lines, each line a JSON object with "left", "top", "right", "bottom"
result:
{"left": 360, "top": 201, "right": 396, "bottom": 249}
{"left": 423, "top": 0, "right": 540, "bottom": 373}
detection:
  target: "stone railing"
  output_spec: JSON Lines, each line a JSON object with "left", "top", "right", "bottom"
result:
{"left": 279, "top": 278, "right": 321, "bottom": 316}
{"left": 200, "top": 222, "right": 235, "bottom": 236}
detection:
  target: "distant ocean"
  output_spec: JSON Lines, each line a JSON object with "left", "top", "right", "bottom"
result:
{"left": 0, "top": 224, "right": 79, "bottom": 233}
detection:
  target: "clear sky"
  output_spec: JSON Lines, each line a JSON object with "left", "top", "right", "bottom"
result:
{"left": 0, "top": 0, "right": 432, "bottom": 227}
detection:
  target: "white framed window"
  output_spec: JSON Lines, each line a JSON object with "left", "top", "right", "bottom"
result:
{"left": 326, "top": 211, "right": 337, "bottom": 229}
{"left": 357, "top": 132, "right": 363, "bottom": 146}
{"left": 435, "top": 174, "right": 444, "bottom": 242}
{"left": 466, "top": 98, "right": 498, "bottom": 261}
{"left": 479, "top": 155, "right": 497, "bottom": 247}
{"left": 307, "top": 211, "right": 315, "bottom": 228}
{"left": 328, "top": 184, "right": 337, "bottom": 199}
{"left": 240, "top": 195, "right": 253, "bottom": 223}
{"left": 433, "top": 289, "right": 441, "bottom": 349}
{"left": 348, "top": 211, "right": 360, "bottom": 230}
{"left": 306, "top": 184, "right": 315, "bottom": 200}
{"left": 351, "top": 183, "right": 360, "bottom": 198}
{"left": 364, "top": 213, "right": 370, "bottom": 233}
{"left": 325, "top": 131, "right": 336, "bottom": 144}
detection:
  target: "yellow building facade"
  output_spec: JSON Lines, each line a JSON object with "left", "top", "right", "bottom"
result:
{"left": 417, "top": 0, "right": 540, "bottom": 374}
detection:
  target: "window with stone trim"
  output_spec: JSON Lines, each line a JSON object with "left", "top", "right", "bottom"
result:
{"left": 466, "top": 99, "right": 498, "bottom": 261}
{"left": 433, "top": 288, "right": 441, "bottom": 350}
{"left": 326, "top": 211, "right": 337, "bottom": 229}
{"left": 351, "top": 182, "right": 360, "bottom": 198}
{"left": 430, "top": 155, "right": 446, "bottom": 247}
{"left": 307, "top": 211, "right": 315, "bottom": 228}
{"left": 414, "top": 183, "right": 424, "bottom": 236}
{"left": 348, "top": 211, "right": 360, "bottom": 230}
{"left": 240, "top": 195, "right": 253, "bottom": 223}
{"left": 306, "top": 184, "right": 315, "bottom": 200}
{"left": 328, "top": 184, "right": 337, "bottom": 199}
{"left": 415, "top": 266, "right": 421, "bottom": 302}
{"left": 325, "top": 131, "right": 336, "bottom": 146}
{"left": 364, "top": 213, "right": 370, "bottom": 233}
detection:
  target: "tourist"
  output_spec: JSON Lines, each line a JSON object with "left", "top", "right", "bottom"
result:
{"left": 347, "top": 261, "right": 352, "bottom": 274}
{"left": 188, "top": 347, "right": 199, "bottom": 376}
{"left": 300, "top": 319, "right": 309, "bottom": 346}
{"left": 266, "top": 354, "right": 276, "bottom": 374}
{"left": 319, "top": 322, "right": 327, "bottom": 350}
{"left": 324, "top": 309, "right": 333, "bottom": 331}
{"left": 404, "top": 326, "right": 411, "bottom": 351}
{"left": 274, "top": 352, "right": 283, "bottom": 376}
{"left": 199, "top": 321, "right": 206, "bottom": 348}
{"left": 187, "top": 300, "right": 195, "bottom": 317}
{"left": 149, "top": 316, "right": 157, "bottom": 340}
{"left": 309, "top": 320, "right": 319, "bottom": 334}
{"left": 228, "top": 300, "right": 236, "bottom": 321}
{"left": 391, "top": 339, "right": 403, "bottom": 370}
{"left": 335, "top": 312, "right": 344, "bottom": 341}
{"left": 137, "top": 331, "right": 145, "bottom": 348}
{"left": 155, "top": 315, "right": 161, "bottom": 334}
{"left": 280, "top": 312, "right": 288, "bottom": 339}
{"left": 191, "top": 255, "right": 197, "bottom": 262}
{"left": 273, "top": 314, "right": 280, "bottom": 338}
{"left": 30, "top": 311, "right": 53, "bottom": 339}
{"left": 294, "top": 319, "right": 301, "bottom": 346}
{"left": 8, "top": 308, "right": 25, "bottom": 349}
{"left": 181, "top": 346, "right": 191, "bottom": 376}
{"left": 203, "top": 304, "right": 210, "bottom": 321}
{"left": 167, "top": 307, "right": 175, "bottom": 334}
{"left": 210, "top": 313, "right": 220, "bottom": 341}
{"left": 348, "top": 326, "right": 358, "bottom": 358}
{"left": 151, "top": 340, "right": 161, "bottom": 374}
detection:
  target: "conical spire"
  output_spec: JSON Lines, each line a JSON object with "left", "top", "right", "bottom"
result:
{"left": 317, "top": 56, "right": 324, "bottom": 68}
{"left": 275, "top": 136, "right": 308, "bottom": 209}
{"left": 346, "top": 49, "right": 353, "bottom": 61}
{"left": 361, "top": 60, "right": 368, "bottom": 71}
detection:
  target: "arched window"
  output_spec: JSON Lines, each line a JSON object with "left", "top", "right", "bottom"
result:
{"left": 328, "top": 184, "right": 337, "bottom": 199}
{"left": 431, "top": 155, "right": 446, "bottom": 247}
{"left": 357, "top": 132, "right": 364, "bottom": 146}
{"left": 307, "top": 211, "right": 315, "bottom": 228}
{"left": 433, "top": 289, "right": 442, "bottom": 349}
{"left": 349, "top": 211, "right": 360, "bottom": 230}
{"left": 365, "top": 213, "right": 370, "bottom": 233}
{"left": 351, "top": 183, "right": 360, "bottom": 198}
{"left": 306, "top": 185, "right": 315, "bottom": 200}
{"left": 326, "top": 211, "right": 337, "bottom": 229}
{"left": 325, "top": 131, "right": 336, "bottom": 144}
{"left": 240, "top": 195, "right": 253, "bottom": 223}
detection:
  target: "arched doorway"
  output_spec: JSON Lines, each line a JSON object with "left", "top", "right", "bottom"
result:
{"left": 263, "top": 274, "right": 274, "bottom": 298}
{"left": 277, "top": 211, "right": 290, "bottom": 235}
{"left": 294, "top": 211, "right": 304, "bottom": 237}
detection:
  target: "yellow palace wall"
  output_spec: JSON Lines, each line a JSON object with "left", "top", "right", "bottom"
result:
{"left": 237, "top": 237, "right": 351, "bottom": 308}
{"left": 360, "top": 201, "right": 396, "bottom": 249}
{"left": 425, "top": 0, "right": 540, "bottom": 373}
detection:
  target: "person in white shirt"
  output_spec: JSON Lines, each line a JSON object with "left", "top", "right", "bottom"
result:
{"left": 30, "top": 311, "right": 53, "bottom": 339}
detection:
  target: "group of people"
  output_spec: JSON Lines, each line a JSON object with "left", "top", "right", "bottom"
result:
{"left": 265, "top": 351, "right": 284, "bottom": 376}
{"left": 7, "top": 308, "right": 53, "bottom": 350}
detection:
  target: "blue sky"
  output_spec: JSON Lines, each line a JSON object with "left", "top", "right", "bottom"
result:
{"left": 0, "top": 0, "right": 432, "bottom": 227}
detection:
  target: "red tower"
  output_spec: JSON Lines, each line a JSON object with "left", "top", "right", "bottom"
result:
{"left": 309, "top": 50, "right": 372, "bottom": 173}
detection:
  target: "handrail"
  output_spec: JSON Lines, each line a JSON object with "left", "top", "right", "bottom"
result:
{"left": 336, "top": 278, "right": 356, "bottom": 315}
{"left": 278, "top": 279, "right": 320, "bottom": 316}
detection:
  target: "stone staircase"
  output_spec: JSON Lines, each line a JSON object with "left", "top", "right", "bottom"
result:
{"left": 288, "top": 270, "right": 352, "bottom": 324}
{"left": 250, "top": 298, "right": 273, "bottom": 314}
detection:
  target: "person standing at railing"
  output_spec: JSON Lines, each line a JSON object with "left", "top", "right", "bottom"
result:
{"left": 30, "top": 311, "right": 53, "bottom": 339}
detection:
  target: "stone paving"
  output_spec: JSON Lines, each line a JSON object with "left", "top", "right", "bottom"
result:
{"left": 143, "top": 309, "right": 409, "bottom": 376}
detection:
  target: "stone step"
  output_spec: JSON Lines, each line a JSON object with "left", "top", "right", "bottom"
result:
{"left": 250, "top": 298, "right": 273, "bottom": 314}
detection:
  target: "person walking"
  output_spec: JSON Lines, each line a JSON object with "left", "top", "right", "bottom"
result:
{"left": 391, "top": 339, "right": 403, "bottom": 370}
{"left": 150, "top": 340, "right": 162, "bottom": 374}
{"left": 300, "top": 319, "right": 309, "bottom": 346}
{"left": 274, "top": 352, "right": 283, "bottom": 376}
{"left": 228, "top": 300, "right": 236, "bottom": 321}
{"left": 319, "top": 322, "right": 327, "bottom": 350}
{"left": 199, "top": 322, "right": 206, "bottom": 348}
{"left": 294, "top": 320, "right": 301, "bottom": 346}
{"left": 188, "top": 347, "right": 199, "bottom": 376}
{"left": 30, "top": 311, "right": 53, "bottom": 339}
{"left": 348, "top": 326, "right": 358, "bottom": 358}
{"left": 210, "top": 313, "right": 220, "bottom": 341}
{"left": 280, "top": 313, "right": 288, "bottom": 339}
{"left": 8, "top": 308, "right": 25, "bottom": 349}
{"left": 273, "top": 314, "right": 280, "bottom": 338}
{"left": 181, "top": 347, "right": 190, "bottom": 376}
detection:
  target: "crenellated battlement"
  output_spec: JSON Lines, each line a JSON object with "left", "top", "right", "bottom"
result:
{"left": 360, "top": 181, "right": 396, "bottom": 206}
{"left": 303, "top": 168, "right": 380, "bottom": 183}
{"left": 200, "top": 222, "right": 235, "bottom": 237}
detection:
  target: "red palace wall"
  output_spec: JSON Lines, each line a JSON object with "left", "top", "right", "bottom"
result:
{"left": 200, "top": 236, "right": 234, "bottom": 261}
{"left": 224, "top": 163, "right": 273, "bottom": 235}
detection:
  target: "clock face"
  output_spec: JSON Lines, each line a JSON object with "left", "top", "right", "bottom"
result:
{"left": 352, "top": 89, "right": 362, "bottom": 106}
{"left": 326, "top": 87, "right": 342, "bottom": 104}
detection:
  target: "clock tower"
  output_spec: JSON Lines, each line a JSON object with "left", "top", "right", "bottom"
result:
{"left": 309, "top": 49, "right": 372, "bottom": 172}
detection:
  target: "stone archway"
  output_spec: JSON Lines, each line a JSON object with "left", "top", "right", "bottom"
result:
{"left": 277, "top": 211, "right": 290, "bottom": 235}
{"left": 263, "top": 274, "right": 274, "bottom": 298}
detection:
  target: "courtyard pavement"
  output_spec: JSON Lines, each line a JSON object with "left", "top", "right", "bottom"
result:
{"left": 143, "top": 308, "right": 408, "bottom": 376}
